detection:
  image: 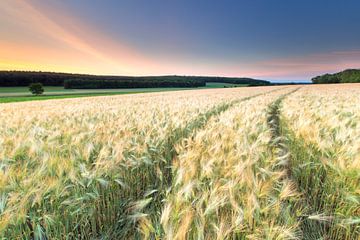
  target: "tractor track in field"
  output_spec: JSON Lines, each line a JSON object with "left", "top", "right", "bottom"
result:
{"left": 266, "top": 87, "right": 332, "bottom": 239}
{"left": 267, "top": 88, "right": 300, "bottom": 174}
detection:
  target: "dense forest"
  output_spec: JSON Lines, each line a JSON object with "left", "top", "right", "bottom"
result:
{"left": 189, "top": 76, "right": 269, "bottom": 85}
{"left": 64, "top": 78, "right": 205, "bottom": 89}
{"left": 0, "top": 71, "right": 269, "bottom": 88}
{"left": 312, "top": 69, "right": 360, "bottom": 83}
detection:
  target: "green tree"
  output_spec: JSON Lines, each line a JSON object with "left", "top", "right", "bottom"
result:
{"left": 29, "top": 82, "right": 44, "bottom": 95}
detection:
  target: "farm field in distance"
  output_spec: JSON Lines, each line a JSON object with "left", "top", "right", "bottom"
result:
{"left": 0, "top": 84, "right": 359, "bottom": 239}
{"left": 0, "top": 82, "right": 247, "bottom": 103}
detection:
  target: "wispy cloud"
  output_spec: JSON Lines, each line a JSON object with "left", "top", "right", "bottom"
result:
{"left": 0, "top": 0, "right": 162, "bottom": 75}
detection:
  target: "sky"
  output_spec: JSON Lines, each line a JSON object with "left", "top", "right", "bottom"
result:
{"left": 1, "top": 0, "right": 360, "bottom": 81}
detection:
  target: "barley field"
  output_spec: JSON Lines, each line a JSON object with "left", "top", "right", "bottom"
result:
{"left": 0, "top": 84, "right": 359, "bottom": 239}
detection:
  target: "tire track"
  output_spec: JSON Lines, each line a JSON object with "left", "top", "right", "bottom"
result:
{"left": 266, "top": 87, "right": 327, "bottom": 239}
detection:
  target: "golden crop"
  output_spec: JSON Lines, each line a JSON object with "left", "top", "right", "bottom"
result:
{"left": 0, "top": 84, "right": 359, "bottom": 239}
{"left": 0, "top": 87, "right": 280, "bottom": 238}
{"left": 161, "top": 88, "right": 300, "bottom": 239}
{"left": 282, "top": 84, "right": 360, "bottom": 239}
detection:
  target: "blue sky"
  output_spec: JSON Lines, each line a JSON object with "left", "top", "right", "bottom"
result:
{"left": 1, "top": 0, "right": 360, "bottom": 80}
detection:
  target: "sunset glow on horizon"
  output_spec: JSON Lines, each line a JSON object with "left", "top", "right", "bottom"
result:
{"left": 1, "top": 0, "right": 360, "bottom": 80}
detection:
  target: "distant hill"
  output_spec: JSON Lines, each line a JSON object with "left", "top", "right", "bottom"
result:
{"left": 0, "top": 71, "right": 270, "bottom": 88}
{"left": 312, "top": 69, "right": 360, "bottom": 84}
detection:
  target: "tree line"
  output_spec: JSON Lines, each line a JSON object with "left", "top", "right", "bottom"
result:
{"left": 312, "top": 69, "right": 360, "bottom": 83}
{"left": 0, "top": 71, "right": 270, "bottom": 88}
{"left": 64, "top": 78, "right": 205, "bottom": 89}
{"left": 187, "top": 76, "right": 269, "bottom": 85}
